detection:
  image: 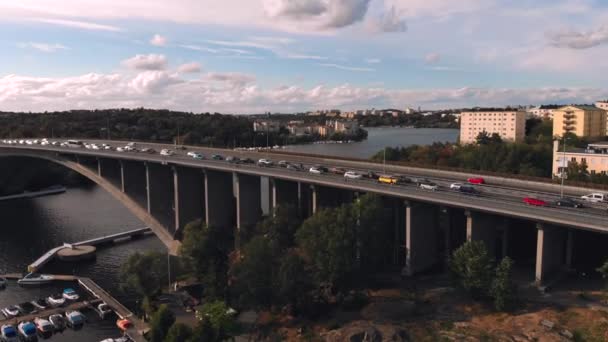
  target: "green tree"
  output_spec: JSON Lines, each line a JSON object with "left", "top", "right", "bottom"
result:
{"left": 188, "top": 318, "right": 216, "bottom": 342}
{"left": 120, "top": 251, "right": 168, "bottom": 299}
{"left": 149, "top": 304, "right": 176, "bottom": 342}
{"left": 596, "top": 259, "right": 608, "bottom": 290}
{"left": 449, "top": 241, "right": 494, "bottom": 299}
{"left": 275, "top": 253, "right": 313, "bottom": 311}
{"left": 164, "top": 323, "right": 193, "bottom": 342}
{"left": 353, "top": 194, "right": 393, "bottom": 273}
{"left": 231, "top": 236, "right": 277, "bottom": 308}
{"left": 255, "top": 205, "right": 302, "bottom": 250}
{"left": 490, "top": 257, "right": 516, "bottom": 311}
{"left": 197, "top": 301, "right": 238, "bottom": 340}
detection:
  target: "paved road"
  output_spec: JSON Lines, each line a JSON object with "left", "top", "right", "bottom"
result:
{"left": 2, "top": 139, "right": 608, "bottom": 234}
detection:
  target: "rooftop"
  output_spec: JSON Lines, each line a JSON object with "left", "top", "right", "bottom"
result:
{"left": 557, "top": 104, "right": 603, "bottom": 111}
{"left": 462, "top": 107, "right": 524, "bottom": 112}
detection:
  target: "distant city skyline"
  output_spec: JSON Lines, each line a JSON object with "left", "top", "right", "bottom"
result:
{"left": 1, "top": 0, "right": 608, "bottom": 113}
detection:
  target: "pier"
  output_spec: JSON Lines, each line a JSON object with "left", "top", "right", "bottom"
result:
{"left": 28, "top": 227, "right": 151, "bottom": 272}
{"left": 0, "top": 299, "right": 102, "bottom": 326}
{"left": 0, "top": 186, "right": 66, "bottom": 202}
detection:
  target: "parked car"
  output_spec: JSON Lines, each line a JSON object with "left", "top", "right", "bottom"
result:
{"left": 190, "top": 152, "right": 204, "bottom": 159}
{"left": 419, "top": 181, "right": 439, "bottom": 191}
{"left": 258, "top": 158, "right": 273, "bottom": 167}
{"left": 580, "top": 193, "right": 606, "bottom": 203}
{"left": 344, "top": 171, "right": 362, "bottom": 180}
{"left": 309, "top": 166, "right": 324, "bottom": 174}
{"left": 141, "top": 148, "right": 156, "bottom": 154}
{"left": 523, "top": 197, "right": 547, "bottom": 206}
{"left": 467, "top": 177, "right": 485, "bottom": 184}
{"left": 555, "top": 198, "right": 583, "bottom": 208}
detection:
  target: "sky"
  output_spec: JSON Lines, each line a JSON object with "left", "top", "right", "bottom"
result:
{"left": 1, "top": 0, "right": 608, "bottom": 113}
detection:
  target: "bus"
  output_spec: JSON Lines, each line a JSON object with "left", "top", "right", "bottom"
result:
{"left": 378, "top": 175, "right": 398, "bottom": 185}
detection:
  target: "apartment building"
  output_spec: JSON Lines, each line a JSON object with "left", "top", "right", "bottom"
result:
{"left": 253, "top": 120, "right": 281, "bottom": 133}
{"left": 552, "top": 105, "right": 607, "bottom": 138}
{"left": 459, "top": 109, "right": 526, "bottom": 144}
{"left": 552, "top": 140, "right": 608, "bottom": 177}
{"left": 595, "top": 101, "right": 608, "bottom": 111}
{"left": 528, "top": 105, "right": 560, "bottom": 119}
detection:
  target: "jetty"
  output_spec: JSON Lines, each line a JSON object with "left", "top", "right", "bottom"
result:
{"left": 0, "top": 186, "right": 66, "bottom": 202}
{"left": 28, "top": 227, "right": 151, "bottom": 272}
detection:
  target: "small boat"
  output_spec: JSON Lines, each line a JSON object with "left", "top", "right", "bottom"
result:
{"left": 30, "top": 299, "right": 47, "bottom": 310}
{"left": 65, "top": 311, "right": 85, "bottom": 330}
{"left": 17, "top": 273, "right": 54, "bottom": 286}
{"left": 18, "top": 302, "right": 37, "bottom": 315}
{"left": 0, "top": 277, "right": 6, "bottom": 289}
{"left": 33, "top": 318, "right": 53, "bottom": 339}
{"left": 1, "top": 324, "right": 18, "bottom": 342}
{"left": 48, "top": 314, "right": 65, "bottom": 332}
{"left": 1, "top": 306, "right": 21, "bottom": 318}
{"left": 62, "top": 288, "right": 79, "bottom": 301}
{"left": 17, "top": 321, "right": 37, "bottom": 341}
{"left": 45, "top": 294, "right": 65, "bottom": 307}
{"left": 116, "top": 319, "right": 132, "bottom": 332}
{"left": 96, "top": 303, "right": 113, "bottom": 319}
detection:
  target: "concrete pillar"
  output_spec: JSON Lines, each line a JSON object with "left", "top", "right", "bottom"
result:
{"left": 204, "top": 170, "right": 234, "bottom": 228}
{"left": 311, "top": 184, "right": 318, "bottom": 214}
{"left": 405, "top": 201, "right": 440, "bottom": 276}
{"left": 535, "top": 223, "right": 567, "bottom": 286}
{"left": 97, "top": 158, "right": 102, "bottom": 177}
{"left": 270, "top": 178, "right": 299, "bottom": 212}
{"left": 439, "top": 207, "right": 452, "bottom": 262}
{"left": 121, "top": 160, "right": 147, "bottom": 209}
{"left": 174, "top": 166, "right": 205, "bottom": 238}
{"left": 235, "top": 173, "right": 262, "bottom": 230}
{"left": 146, "top": 163, "right": 175, "bottom": 233}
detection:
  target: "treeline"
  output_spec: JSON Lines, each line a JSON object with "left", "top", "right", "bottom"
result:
{"left": 358, "top": 112, "right": 458, "bottom": 128}
{"left": 0, "top": 108, "right": 364, "bottom": 148}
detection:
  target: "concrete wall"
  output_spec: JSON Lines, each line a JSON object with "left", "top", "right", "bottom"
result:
{"left": 204, "top": 170, "right": 234, "bottom": 228}
{"left": 535, "top": 223, "right": 568, "bottom": 286}
{"left": 466, "top": 210, "right": 508, "bottom": 260}
{"left": 174, "top": 166, "right": 205, "bottom": 238}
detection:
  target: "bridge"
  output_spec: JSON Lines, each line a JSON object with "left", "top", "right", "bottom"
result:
{"left": 2, "top": 139, "right": 608, "bottom": 286}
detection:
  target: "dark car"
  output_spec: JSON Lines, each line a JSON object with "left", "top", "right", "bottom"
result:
{"left": 226, "top": 156, "right": 240, "bottom": 163}
{"left": 240, "top": 158, "right": 255, "bottom": 164}
{"left": 397, "top": 175, "right": 412, "bottom": 184}
{"left": 278, "top": 160, "right": 289, "bottom": 168}
{"left": 555, "top": 198, "right": 583, "bottom": 208}
{"left": 175, "top": 145, "right": 187, "bottom": 150}
{"left": 286, "top": 163, "right": 303, "bottom": 171}
{"left": 211, "top": 154, "right": 223, "bottom": 160}
{"left": 458, "top": 185, "right": 480, "bottom": 195}
{"left": 364, "top": 171, "right": 380, "bottom": 180}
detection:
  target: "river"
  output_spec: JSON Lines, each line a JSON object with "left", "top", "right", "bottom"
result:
{"left": 0, "top": 186, "right": 163, "bottom": 341}
{"left": 283, "top": 127, "right": 459, "bottom": 158}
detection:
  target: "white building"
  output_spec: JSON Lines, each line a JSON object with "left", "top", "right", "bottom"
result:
{"left": 253, "top": 120, "right": 281, "bottom": 133}
{"left": 459, "top": 109, "right": 527, "bottom": 144}
{"left": 528, "top": 105, "right": 560, "bottom": 119}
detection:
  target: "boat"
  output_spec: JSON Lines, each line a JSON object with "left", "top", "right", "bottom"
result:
{"left": 33, "top": 318, "right": 53, "bottom": 339}
{"left": 1, "top": 306, "right": 21, "bottom": 318}
{"left": 17, "top": 273, "right": 54, "bottom": 286}
{"left": 48, "top": 314, "right": 65, "bottom": 332}
{"left": 17, "top": 321, "right": 37, "bottom": 341}
{"left": 18, "top": 302, "right": 37, "bottom": 315}
{"left": 100, "top": 338, "right": 131, "bottom": 342}
{"left": 45, "top": 294, "right": 65, "bottom": 307}
{"left": 65, "top": 311, "right": 85, "bottom": 330}
{"left": 0, "top": 277, "right": 6, "bottom": 289}
{"left": 62, "top": 288, "right": 79, "bottom": 301}
{"left": 96, "top": 303, "right": 113, "bottom": 319}
{"left": 116, "top": 319, "right": 132, "bottom": 331}
{"left": 30, "top": 299, "right": 47, "bottom": 311}
{"left": 1, "top": 324, "right": 18, "bottom": 342}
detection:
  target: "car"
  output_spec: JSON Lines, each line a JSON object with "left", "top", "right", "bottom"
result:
{"left": 116, "top": 147, "right": 125, "bottom": 152}
{"left": 555, "top": 198, "right": 583, "bottom": 208}
{"left": 309, "top": 166, "right": 324, "bottom": 174}
{"left": 450, "top": 183, "right": 464, "bottom": 190}
{"left": 458, "top": 185, "right": 480, "bottom": 195}
{"left": 190, "top": 152, "right": 204, "bottom": 159}
{"left": 226, "top": 156, "right": 239, "bottom": 163}
{"left": 258, "top": 159, "right": 273, "bottom": 167}
{"left": 286, "top": 163, "right": 303, "bottom": 171}
{"left": 397, "top": 176, "right": 412, "bottom": 184}
{"left": 211, "top": 154, "right": 223, "bottom": 160}
{"left": 468, "top": 177, "right": 485, "bottom": 184}
{"left": 240, "top": 158, "right": 255, "bottom": 164}
{"left": 124, "top": 145, "right": 136, "bottom": 152}
{"left": 363, "top": 171, "right": 380, "bottom": 180}
{"left": 378, "top": 175, "right": 398, "bottom": 184}
{"left": 186, "top": 151, "right": 197, "bottom": 157}
{"left": 344, "top": 171, "right": 362, "bottom": 180}
{"left": 141, "top": 147, "right": 156, "bottom": 154}
{"left": 277, "top": 160, "right": 289, "bottom": 168}
{"left": 523, "top": 197, "right": 547, "bottom": 206}
{"left": 419, "top": 181, "right": 439, "bottom": 190}
{"left": 160, "top": 149, "right": 174, "bottom": 156}
{"left": 580, "top": 193, "right": 606, "bottom": 203}
{"left": 329, "top": 167, "right": 346, "bottom": 175}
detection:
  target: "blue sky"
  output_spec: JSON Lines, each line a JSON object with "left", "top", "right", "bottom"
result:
{"left": 1, "top": 0, "right": 608, "bottom": 113}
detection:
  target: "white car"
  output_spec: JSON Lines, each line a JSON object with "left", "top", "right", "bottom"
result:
{"left": 419, "top": 181, "right": 439, "bottom": 191}
{"left": 344, "top": 171, "right": 362, "bottom": 179}
{"left": 450, "top": 183, "right": 463, "bottom": 190}
{"left": 123, "top": 145, "right": 135, "bottom": 152}
{"left": 90, "top": 144, "right": 100, "bottom": 150}
{"left": 258, "top": 159, "right": 273, "bottom": 167}
{"left": 160, "top": 149, "right": 174, "bottom": 156}
{"left": 309, "top": 167, "right": 322, "bottom": 174}
{"left": 581, "top": 193, "right": 606, "bottom": 203}
{"left": 116, "top": 147, "right": 125, "bottom": 152}
{"left": 187, "top": 151, "right": 197, "bottom": 157}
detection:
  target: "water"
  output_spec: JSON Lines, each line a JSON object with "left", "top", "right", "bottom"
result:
{"left": 284, "top": 127, "right": 459, "bottom": 158}
{"left": 0, "top": 185, "right": 163, "bottom": 341}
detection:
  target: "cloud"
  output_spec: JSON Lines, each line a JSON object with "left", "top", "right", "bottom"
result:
{"left": 285, "top": 53, "right": 327, "bottom": 60}
{"left": 365, "top": 58, "right": 381, "bottom": 64}
{"left": 367, "top": 6, "right": 407, "bottom": 33}
{"left": 263, "top": 0, "right": 371, "bottom": 30}
{"left": 318, "top": 63, "right": 374, "bottom": 72}
{"left": 150, "top": 34, "right": 167, "bottom": 46}
{"left": 31, "top": 18, "right": 122, "bottom": 32}
{"left": 425, "top": 52, "right": 441, "bottom": 64}
{"left": 177, "top": 62, "right": 202, "bottom": 73}
{"left": 179, "top": 44, "right": 220, "bottom": 53}
{"left": 17, "top": 42, "right": 69, "bottom": 53}
{"left": 203, "top": 72, "right": 256, "bottom": 85}
{"left": 263, "top": 0, "right": 327, "bottom": 18}
{"left": 122, "top": 54, "right": 168, "bottom": 71}
{"left": 129, "top": 71, "right": 182, "bottom": 94}
{"left": 546, "top": 25, "right": 608, "bottom": 49}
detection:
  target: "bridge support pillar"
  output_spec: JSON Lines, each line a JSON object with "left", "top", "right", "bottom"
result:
{"left": 98, "top": 158, "right": 122, "bottom": 189}
{"left": 235, "top": 173, "right": 262, "bottom": 232}
{"left": 204, "top": 170, "right": 234, "bottom": 229}
{"left": 120, "top": 160, "right": 147, "bottom": 209}
{"left": 146, "top": 163, "right": 175, "bottom": 235}
{"left": 174, "top": 166, "right": 205, "bottom": 239}
{"left": 465, "top": 210, "right": 509, "bottom": 260}
{"left": 535, "top": 223, "right": 568, "bottom": 286}
{"left": 405, "top": 201, "right": 440, "bottom": 276}
{"left": 270, "top": 178, "right": 299, "bottom": 213}
{"left": 311, "top": 185, "right": 318, "bottom": 214}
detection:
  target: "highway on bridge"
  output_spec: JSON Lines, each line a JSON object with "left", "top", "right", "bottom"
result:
{"left": 1, "top": 139, "right": 608, "bottom": 234}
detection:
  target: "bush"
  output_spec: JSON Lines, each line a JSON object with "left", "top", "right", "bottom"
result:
{"left": 490, "top": 257, "right": 517, "bottom": 311}
{"left": 149, "top": 305, "right": 176, "bottom": 342}
{"left": 449, "top": 241, "right": 494, "bottom": 299}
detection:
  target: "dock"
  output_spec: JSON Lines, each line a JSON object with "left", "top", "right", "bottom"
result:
{"left": 28, "top": 227, "right": 151, "bottom": 272}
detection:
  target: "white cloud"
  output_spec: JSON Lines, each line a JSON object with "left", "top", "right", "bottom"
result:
{"left": 177, "top": 62, "right": 202, "bottom": 73}
{"left": 365, "top": 58, "right": 381, "bottom": 64}
{"left": 366, "top": 6, "right": 407, "bottom": 33}
{"left": 129, "top": 71, "right": 182, "bottom": 94}
{"left": 179, "top": 44, "right": 220, "bottom": 54}
{"left": 318, "top": 63, "right": 374, "bottom": 72}
{"left": 546, "top": 25, "right": 608, "bottom": 49}
{"left": 425, "top": 52, "right": 441, "bottom": 64}
{"left": 122, "top": 54, "right": 167, "bottom": 71}
{"left": 285, "top": 53, "right": 327, "bottom": 60}
{"left": 384, "top": 0, "right": 491, "bottom": 19}
{"left": 30, "top": 18, "right": 122, "bottom": 32}
{"left": 263, "top": 0, "right": 371, "bottom": 30}
{"left": 17, "top": 42, "right": 69, "bottom": 52}
{"left": 202, "top": 72, "right": 256, "bottom": 85}
{"left": 150, "top": 34, "right": 167, "bottom": 46}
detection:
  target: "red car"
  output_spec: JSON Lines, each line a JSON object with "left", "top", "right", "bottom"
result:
{"left": 523, "top": 197, "right": 547, "bottom": 206}
{"left": 468, "top": 177, "right": 485, "bottom": 184}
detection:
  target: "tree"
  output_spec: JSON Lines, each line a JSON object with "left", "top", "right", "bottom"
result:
{"left": 275, "top": 253, "right": 313, "bottom": 311}
{"left": 164, "top": 323, "right": 193, "bottom": 342}
{"left": 231, "top": 236, "right": 277, "bottom": 308}
{"left": 490, "top": 257, "right": 516, "bottom": 311}
{"left": 449, "top": 241, "right": 494, "bottom": 299}
{"left": 197, "top": 301, "right": 238, "bottom": 340}
{"left": 255, "top": 205, "right": 302, "bottom": 250}
{"left": 353, "top": 194, "right": 393, "bottom": 273}
{"left": 188, "top": 318, "right": 217, "bottom": 342}
{"left": 149, "top": 305, "right": 176, "bottom": 342}
{"left": 179, "top": 220, "right": 232, "bottom": 299}
{"left": 475, "top": 131, "right": 491, "bottom": 145}
{"left": 596, "top": 259, "right": 608, "bottom": 290}
{"left": 120, "top": 251, "right": 168, "bottom": 299}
